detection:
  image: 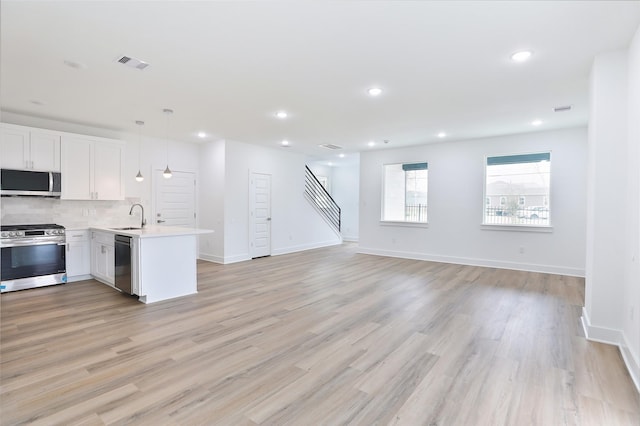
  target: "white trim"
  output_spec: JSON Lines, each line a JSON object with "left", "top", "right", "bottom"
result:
{"left": 621, "top": 334, "right": 640, "bottom": 393}
{"left": 223, "top": 254, "right": 252, "bottom": 264}
{"left": 272, "top": 239, "right": 342, "bottom": 256}
{"left": 67, "top": 274, "right": 92, "bottom": 283}
{"left": 580, "top": 307, "right": 623, "bottom": 343}
{"left": 481, "top": 224, "right": 553, "bottom": 233}
{"left": 356, "top": 246, "right": 585, "bottom": 277}
{"left": 380, "top": 220, "right": 429, "bottom": 228}
{"left": 198, "top": 253, "right": 224, "bottom": 264}
{"left": 342, "top": 236, "right": 359, "bottom": 242}
{"left": 581, "top": 307, "right": 640, "bottom": 393}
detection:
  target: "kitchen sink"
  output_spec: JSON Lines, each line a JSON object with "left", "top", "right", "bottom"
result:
{"left": 110, "top": 227, "right": 142, "bottom": 230}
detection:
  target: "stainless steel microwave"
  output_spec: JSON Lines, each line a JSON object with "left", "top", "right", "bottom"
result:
{"left": 0, "top": 169, "right": 62, "bottom": 197}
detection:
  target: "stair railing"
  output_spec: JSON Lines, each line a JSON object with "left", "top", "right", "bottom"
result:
{"left": 304, "top": 165, "right": 341, "bottom": 233}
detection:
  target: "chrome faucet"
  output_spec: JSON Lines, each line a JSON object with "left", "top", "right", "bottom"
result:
{"left": 129, "top": 203, "right": 146, "bottom": 228}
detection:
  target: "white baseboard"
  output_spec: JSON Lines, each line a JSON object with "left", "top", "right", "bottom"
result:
{"left": 272, "top": 239, "right": 342, "bottom": 256}
{"left": 222, "top": 254, "right": 251, "bottom": 264}
{"left": 66, "top": 274, "right": 93, "bottom": 283}
{"left": 199, "top": 240, "right": 342, "bottom": 265}
{"left": 198, "top": 253, "right": 224, "bottom": 264}
{"left": 580, "top": 307, "right": 623, "bottom": 344}
{"left": 620, "top": 336, "right": 640, "bottom": 393}
{"left": 198, "top": 251, "right": 251, "bottom": 264}
{"left": 581, "top": 307, "right": 640, "bottom": 393}
{"left": 357, "top": 246, "right": 585, "bottom": 277}
{"left": 342, "top": 236, "right": 359, "bottom": 242}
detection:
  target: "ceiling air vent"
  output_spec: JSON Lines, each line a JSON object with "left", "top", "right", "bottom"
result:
{"left": 553, "top": 105, "right": 572, "bottom": 112}
{"left": 116, "top": 55, "right": 149, "bottom": 70}
{"left": 319, "top": 144, "right": 343, "bottom": 150}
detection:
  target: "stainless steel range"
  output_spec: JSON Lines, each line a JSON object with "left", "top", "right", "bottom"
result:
{"left": 1, "top": 224, "right": 66, "bottom": 292}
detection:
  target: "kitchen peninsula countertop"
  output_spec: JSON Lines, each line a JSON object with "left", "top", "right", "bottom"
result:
{"left": 89, "top": 225, "right": 213, "bottom": 238}
{"left": 88, "top": 225, "right": 213, "bottom": 304}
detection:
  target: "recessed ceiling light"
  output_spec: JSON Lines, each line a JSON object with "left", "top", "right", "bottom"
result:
{"left": 281, "top": 140, "right": 290, "bottom": 146}
{"left": 368, "top": 87, "right": 382, "bottom": 96}
{"left": 511, "top": 50, "right": 533, "bottom": 62}
{"left": 338, "top": 153, "right": 345, "bottom": 158}
{"left": 328, "top": 162, "right": 333, "bottom": 166}
{"left": 276, "top": 111, "right": 288, "bottom": 119}
{"left": 368, "top": 141, "right": 375, "bottom": 147}
{"left": 197, "top": 132, "right": 206, "bottom": 138}
{"left": 437, "top": 132, "right": 447, "bottom": 138}
{"left": 531, "top": 119, "right": 543, "bottom": 126}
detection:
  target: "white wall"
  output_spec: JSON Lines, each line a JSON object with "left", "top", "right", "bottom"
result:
{"left": 585, "top": 51, "right": 628, "bottom": 333}
{"left": 198, "top": 140, "right": 225, "bottom": 262}
{"left": 359, "top": 127, "right": 587, "bottom": 276}
{"left": 623, "top": 23, "right": 640, "bottom": 389}
{"left": 221, "top": 140, "right": 341, "bottom": 263}
{"left": 583, "top": 28, "right": 640, "bottom": 391}
{"left": 332, "top": 159, "right": 360, "bottom": 241}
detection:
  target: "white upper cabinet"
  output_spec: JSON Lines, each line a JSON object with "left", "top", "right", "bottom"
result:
{"left": 61, "top": 135, "right": 124, "bottom": 200}
{"left": 0, "top": 124, "right": 61, "bottom": 171}
{"left": 61, "top": 136, "right": 93, "bottom": 199}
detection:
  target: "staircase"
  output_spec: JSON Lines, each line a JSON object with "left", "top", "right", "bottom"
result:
{"left": 304, "top": 165, "right": 341, "bottom": 233}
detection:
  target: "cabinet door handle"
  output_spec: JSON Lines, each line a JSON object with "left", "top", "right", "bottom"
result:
{"left": 157, "top": 220, "right": 165, "bottom": 223}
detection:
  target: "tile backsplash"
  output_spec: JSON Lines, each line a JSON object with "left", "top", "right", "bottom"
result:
{"left": 1, "top": 197, "right": 148, "bottom": 229}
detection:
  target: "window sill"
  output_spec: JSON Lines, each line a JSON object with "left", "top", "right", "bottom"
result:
{"left": 481, "top": 224, "right": 553, "bottom": 233}
{"left": 380, "top": 220, "right": 429, "bottom": 228}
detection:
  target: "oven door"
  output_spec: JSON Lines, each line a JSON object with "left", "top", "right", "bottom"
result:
{"left": 1, "top": 241, "right": 66, "bottom": 292}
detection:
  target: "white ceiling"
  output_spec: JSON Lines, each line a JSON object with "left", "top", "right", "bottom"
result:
{"left": 1, "top": 1, "right": 639, "bottom": 162}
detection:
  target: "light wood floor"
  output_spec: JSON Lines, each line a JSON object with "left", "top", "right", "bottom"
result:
{"left": 1, "top": 243, "right": 638, "bottom": 425}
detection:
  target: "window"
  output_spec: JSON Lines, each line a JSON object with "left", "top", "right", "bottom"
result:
{"left": 382, "top": 162, "right": 428, "bottom": 223}
{"left": 484, "top": 152, "right": 550, "bottom": 226}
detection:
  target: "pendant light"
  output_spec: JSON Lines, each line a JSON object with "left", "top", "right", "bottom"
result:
{"left": 135, "top": 120, "right": 144, "bottom": 182}
{"left": 162, "top": 108, "right": 173, "bottom": 179}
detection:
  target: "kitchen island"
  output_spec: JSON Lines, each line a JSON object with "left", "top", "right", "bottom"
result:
{"left": 90, "top": 225, "right": 213, "bottom": 303}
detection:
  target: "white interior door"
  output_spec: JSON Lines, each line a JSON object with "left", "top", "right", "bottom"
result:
{"left": 154, "top": 170, "right": 196, "bottom": 228}
{"left": 250, "top": 172, "right": 271, "bottom": 258}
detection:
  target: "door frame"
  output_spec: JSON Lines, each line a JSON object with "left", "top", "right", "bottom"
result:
{"left": 249, "top": 170, "right": 272, "bottom": 258}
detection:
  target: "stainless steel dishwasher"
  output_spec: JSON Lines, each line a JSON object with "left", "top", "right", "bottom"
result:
{"left": 114, "top": 235, "right": 132, "bottom": 294}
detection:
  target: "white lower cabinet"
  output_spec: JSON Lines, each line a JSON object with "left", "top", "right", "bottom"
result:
{"left": 66, "top": 230, "right": 91, "bottom": 281}
{"left": 91, "top": 231, "right": 115, "bottom": 286}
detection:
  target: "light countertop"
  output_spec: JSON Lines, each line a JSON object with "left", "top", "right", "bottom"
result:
{"left": 89, "top": 225, "right": 213, "bottom": 239}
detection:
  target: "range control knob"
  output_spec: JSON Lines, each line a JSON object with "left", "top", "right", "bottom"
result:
{"left": 9, "top": 232, "right": 16, "bottom": 237}
{"left": 0, "top": 232, "right": 7, "bottom": 238}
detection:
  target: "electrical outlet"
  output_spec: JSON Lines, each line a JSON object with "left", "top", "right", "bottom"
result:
{"left": 519, "top": 246, "right": 525, "bottom": 254}
{"left": 631, "top": 306, "right": 635, "bottom": 321}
